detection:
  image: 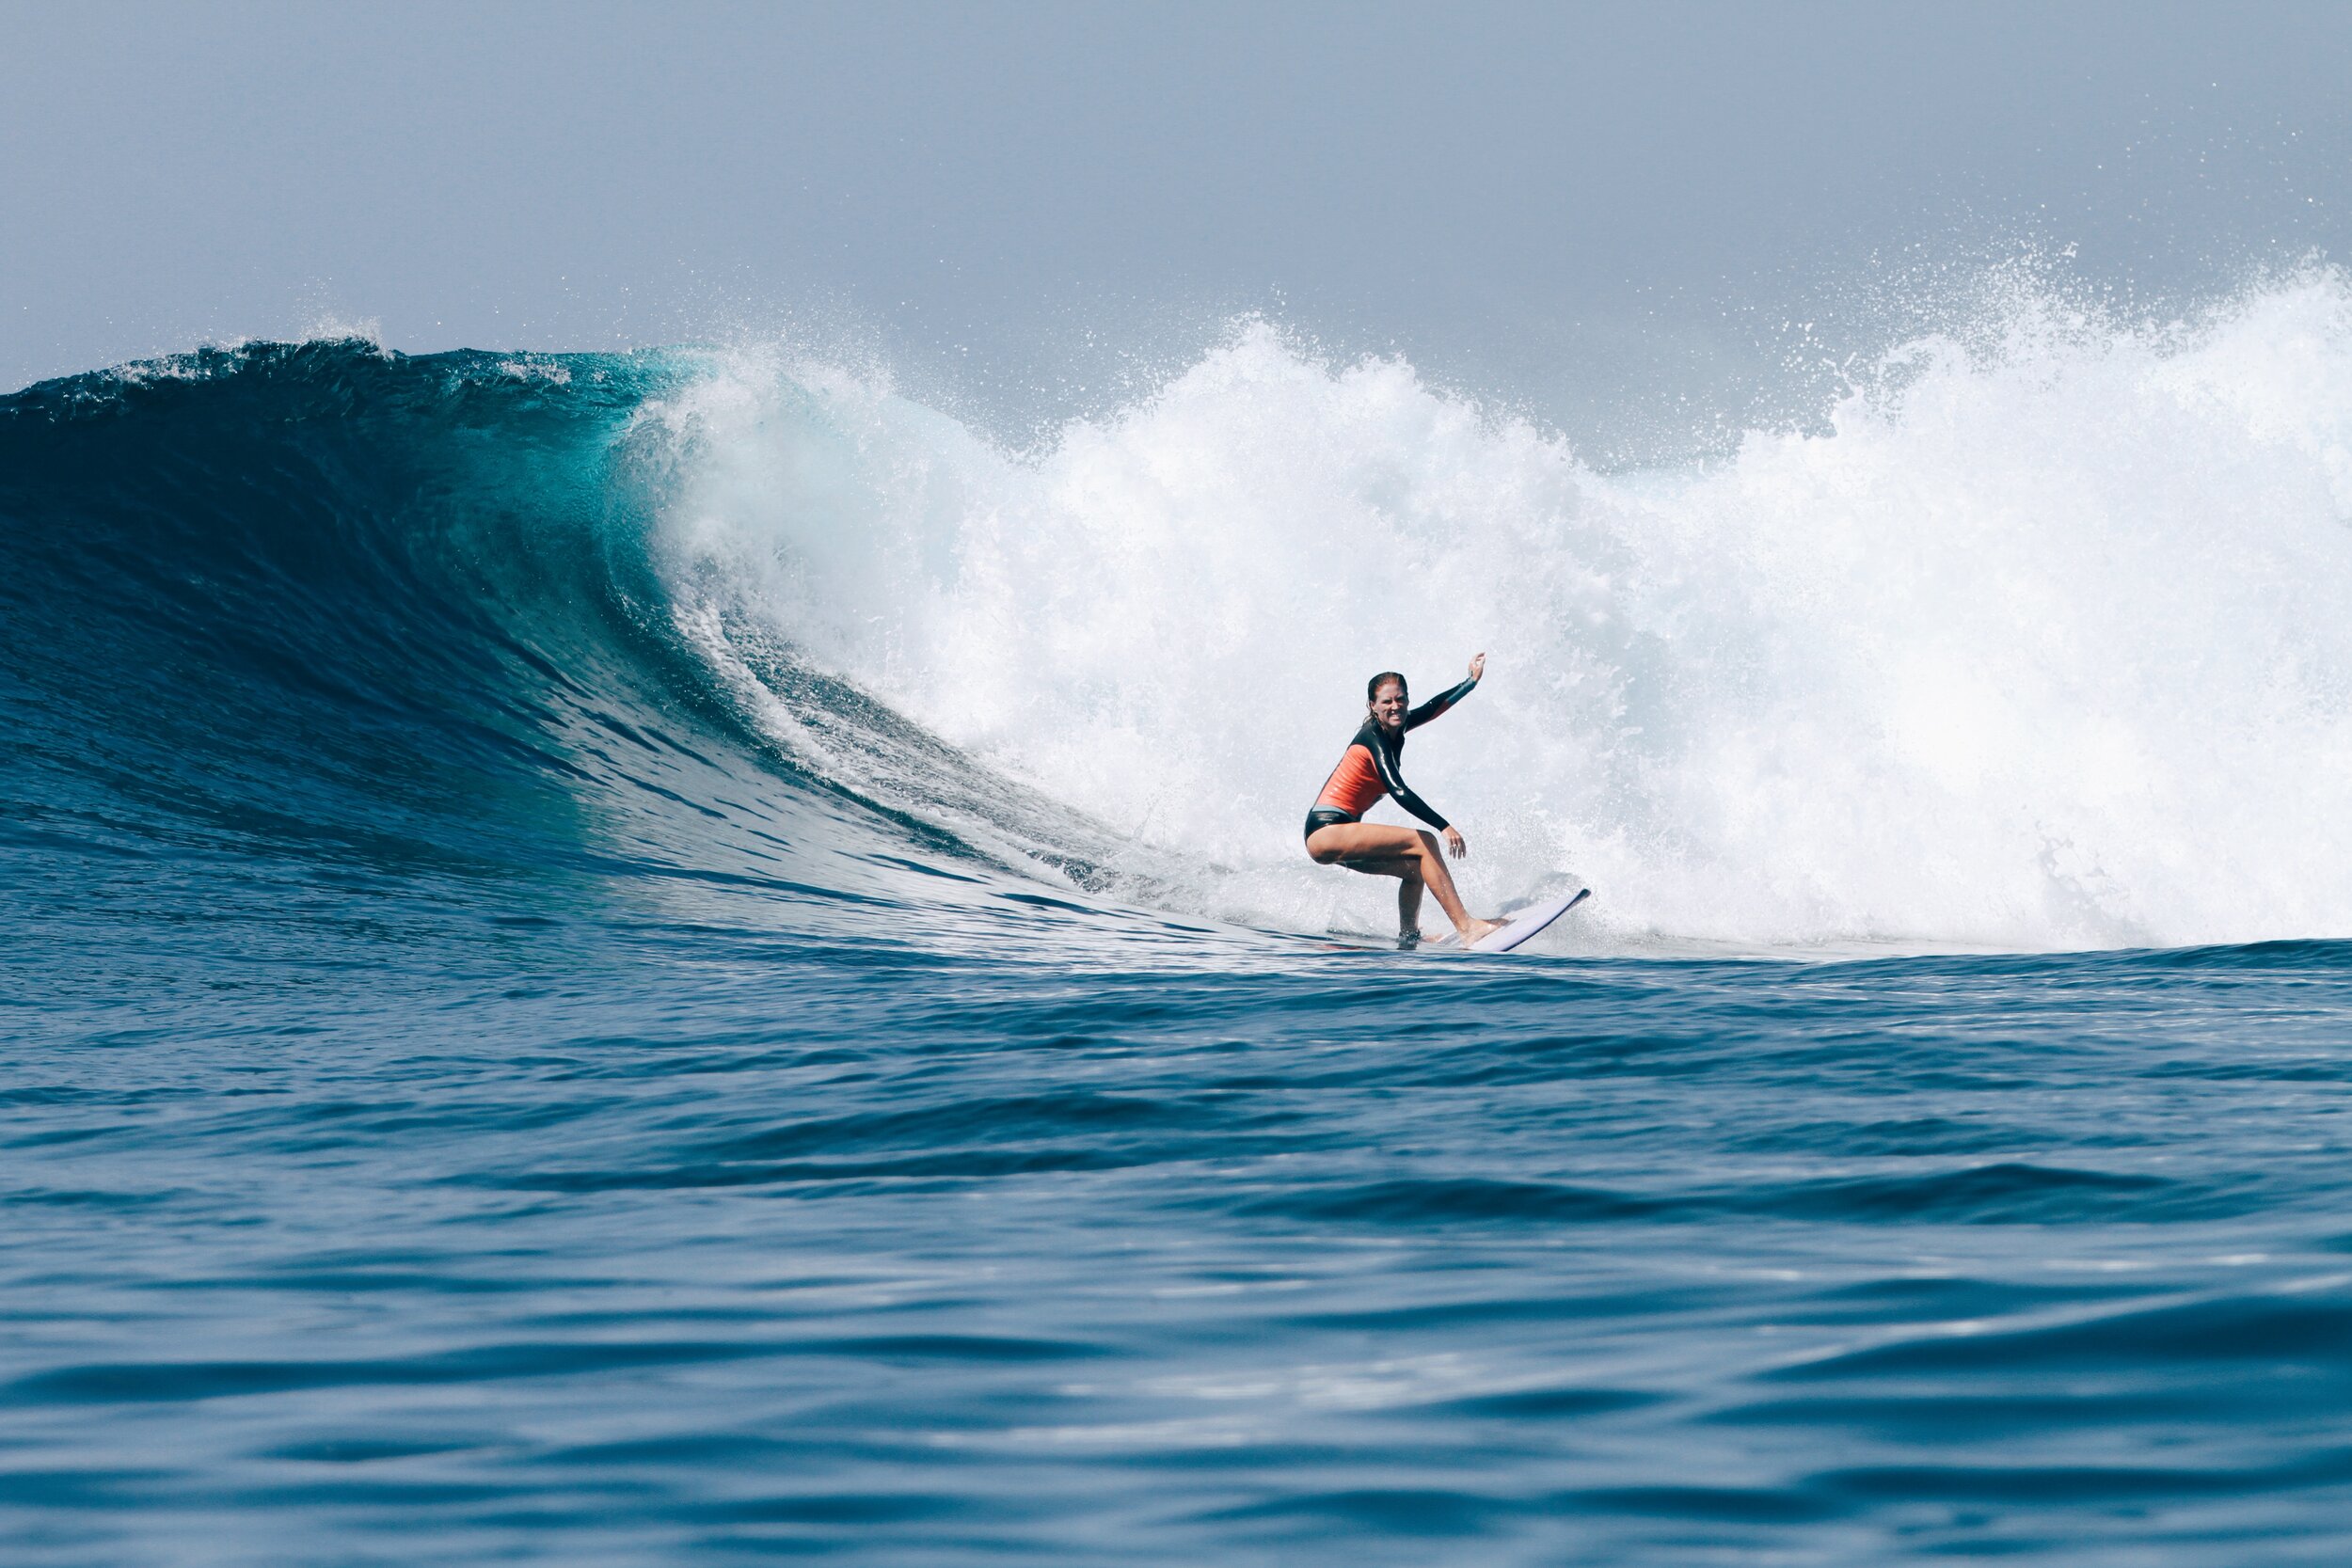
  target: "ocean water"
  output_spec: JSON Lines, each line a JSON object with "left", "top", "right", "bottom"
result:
{"left": 8, "top": 277, "right": 2352, "bottom": 1565}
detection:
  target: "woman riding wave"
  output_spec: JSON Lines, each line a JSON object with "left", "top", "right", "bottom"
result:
{"left": 1304, "top": 653, "right": 1503, "bottom": 948}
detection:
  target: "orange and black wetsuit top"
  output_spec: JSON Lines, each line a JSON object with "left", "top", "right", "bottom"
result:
{"left": 1305, "top": 676, "right": 1478, "bottom": 839}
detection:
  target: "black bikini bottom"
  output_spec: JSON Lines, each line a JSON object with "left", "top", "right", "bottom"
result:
{"left": 1303, "top": 807, "right": 1359, "bottom": 842}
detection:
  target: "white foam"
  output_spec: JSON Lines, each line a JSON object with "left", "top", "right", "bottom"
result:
{"left": 641, "top": 272, "right": 2352, "bottom": 952}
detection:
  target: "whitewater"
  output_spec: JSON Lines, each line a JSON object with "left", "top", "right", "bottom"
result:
{"left": 8, "top": 271, "right": 2352, "bottom": 1566}
{"left": 649, "top": 275, "right": 2352, "bottom": 951}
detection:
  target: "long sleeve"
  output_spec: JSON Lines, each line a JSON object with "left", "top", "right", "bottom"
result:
{"left": 1368, "top": 731, "right": 1450, "bottom": 831}
{"left": 1406, "top": 676, "right": 1478, "bottom": 731}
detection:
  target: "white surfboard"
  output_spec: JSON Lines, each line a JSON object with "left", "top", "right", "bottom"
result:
{"left": 1469, "top": 887, "right": 1591, "bottom": 953}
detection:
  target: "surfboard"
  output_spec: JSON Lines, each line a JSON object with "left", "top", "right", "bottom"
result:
{"left": 1469, "top": 887, "right": 1591, "bottom": 953}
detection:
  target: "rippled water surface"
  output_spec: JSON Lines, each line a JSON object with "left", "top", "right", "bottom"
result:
{"left": 14, "top": 920, "right": 2352, "bottom": 1565}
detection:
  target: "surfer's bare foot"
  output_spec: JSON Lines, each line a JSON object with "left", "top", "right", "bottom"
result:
{"left": 1458, "top": 917, "right": 1505, "bottom": 945}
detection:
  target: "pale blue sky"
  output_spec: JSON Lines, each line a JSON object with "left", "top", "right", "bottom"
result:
{"left": 7, "top": 1, "right": 2349, "bottom": 452}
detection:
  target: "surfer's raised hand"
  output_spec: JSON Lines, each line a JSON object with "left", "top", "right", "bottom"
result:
{"left": 1442, "top": 825, "right": 1467, "bottom": 860}
{"left": 1468, "top": 652, "right": 1486, "bottom": 682}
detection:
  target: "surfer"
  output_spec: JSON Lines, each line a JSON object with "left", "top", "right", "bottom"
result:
{"left": 1305, "top": 654, "right": 1504, "bottom": 948}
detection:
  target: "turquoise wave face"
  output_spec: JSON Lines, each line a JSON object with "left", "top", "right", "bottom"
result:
{"left": 1, "top": 342, "right": 674, "bottom": 875}
{"left": 0, "top": 341, "right": 1156, "bottom": 976}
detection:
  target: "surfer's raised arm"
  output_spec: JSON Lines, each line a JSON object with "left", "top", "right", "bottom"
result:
{"left": 1406, "top": 652, "right": 1486, "bottom": 729}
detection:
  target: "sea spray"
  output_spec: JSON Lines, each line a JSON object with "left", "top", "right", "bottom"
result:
{"left": 646, "top": 274, "right": 2352, "bottom": 950}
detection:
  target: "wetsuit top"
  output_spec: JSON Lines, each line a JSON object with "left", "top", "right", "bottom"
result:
{"left": 1311, "top": 676, "right": 1478, "bottom": 831}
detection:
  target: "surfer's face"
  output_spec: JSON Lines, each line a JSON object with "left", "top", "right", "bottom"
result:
{"left": 1370, "top": 680, "right": 1408, "bottom": 731}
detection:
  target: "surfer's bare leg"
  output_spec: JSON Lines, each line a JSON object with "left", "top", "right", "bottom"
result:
{"left": 1317, "top": 851, "right": 1426, "bottom": 938}
{"left": 1305, "top": 823, "right": 1501, "bottom": 943}
{"left": 1397, "top": 867, "right": 1424, "bottom": 940}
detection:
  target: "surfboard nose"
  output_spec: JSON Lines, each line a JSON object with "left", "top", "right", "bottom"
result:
{"left": 1470, "top": 888, "right": 1593, "bottom": 953}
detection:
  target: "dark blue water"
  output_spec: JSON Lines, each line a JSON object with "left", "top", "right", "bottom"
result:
{"left": 9, "top": 343, "right": 2352, "bottom": 1565}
